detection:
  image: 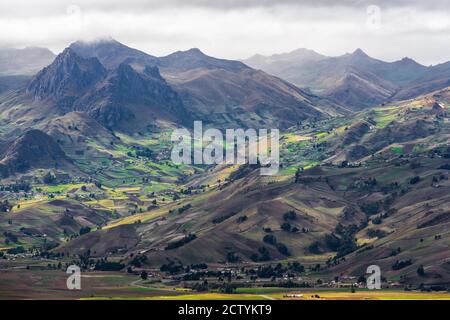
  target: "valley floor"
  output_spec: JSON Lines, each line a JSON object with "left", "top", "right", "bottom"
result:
{"left": 0, "top": 268, "right": 449, "bottom": 300}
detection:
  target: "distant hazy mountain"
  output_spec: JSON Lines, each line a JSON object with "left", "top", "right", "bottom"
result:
{"left": 0, "top": 47, "right": 55, "bottom": 76}
{"left": 0, "top": 47, "right": 56, "bottom": 95}
{"left": 394, "top": 61, "right": 450, "bottom": 100}
{"left": 244, "top": 48, "right": 327, "bottom": 78}
{"left": 243, "top": 48, "right": 437, "bottom": 109}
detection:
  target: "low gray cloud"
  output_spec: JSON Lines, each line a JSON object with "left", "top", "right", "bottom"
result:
{"left": 0, "top": 0, "right": 448, "bottom": 16}
{"left": 0, "top": 0, "right": 449, "bottom": 65}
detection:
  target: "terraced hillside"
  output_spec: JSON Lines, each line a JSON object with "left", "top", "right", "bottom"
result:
{"left": 1, "top": 40, "right": 450, "bottom": 296}
{"left": 1, "top": 87, "right": 444, "bottom": 288}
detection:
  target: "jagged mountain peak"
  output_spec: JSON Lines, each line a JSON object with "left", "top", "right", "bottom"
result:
{"left": 394, "top": 56, "right": 424, "bottom": 67}
{"left": 26, "top": 48, "right": 106, "bottom": 104}
{"left": 183, "top": 47, "right": 205, "bottom": 56}
{"left": 352, "top": 48, "right": 369, "bottom": 57}
{"left": 344, "top": 48, "right": 376, "bottom": 63}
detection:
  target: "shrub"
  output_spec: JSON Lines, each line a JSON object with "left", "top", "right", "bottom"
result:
{"left": 140, "top": 271, "right": 148, "bottom": 280}
{"left": 212, "top": 212, "right": 237, "bottom": 224}
{"left": 417, "top": 265, "right": 425, "bottom": 276}
{"left": 410, "top": 176, "right": 421, "bottom": 185}
{"left": 6, "top": 246, "right": 26, "bottom": 254}
{"left": 263, "top": 234, "right": 277, "bottom": 245}
{"left": 392, "top": 259, "right": 412, "bottom": 270}
{"left": 165, "top": 234, "right": 197, "bottom": 250}
{"left": 283, "top": 211, "right": 297, "bottom": 221}
{"left": 227, "top": 252, "right": 240, "bottom": 263}
{"left": 236, "top": 216, "right": 247, "bottom": 223}
{"left": 94, "top": 260, "right": 124, "bottom": 271}
{"left": 79, "top": 226, "right": 91, "bottom": 236}
{"left": 308, "top": 241, "right": 321, "bottom": 254}
{"left": 178, "top": 204, "right": 192, "bottom": 214}
{"left": 251, "top": 247, "right": 271, "bottom": 262}
{"left": 276, "top": 243, "right": 290, "bottom": 256}
{"left": 281, "top": 222, "right": 292, "bottom": 232}
{"left": 360, "top": 202, "right": 381, "bottom": 216}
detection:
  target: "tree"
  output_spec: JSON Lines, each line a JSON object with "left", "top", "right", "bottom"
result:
{"left": 79, "top": 226, "right": 91, "bottom": 236}
{"left": 294, "top": 167, "right": 303, "bottom": 183}
{"left": 226, "top": 252, "right": 240, "bottom": 263}
{"left": 283, "top": 211, "right": 297, "bottom": 221}
{"left": 410, "top": 176, "right": 421, "bottom": 185}
{"left": 43, "top": 172, "right": 56, "bottom": 184}
{"left": 263, "top": 234, "right": 277, "bottom": 245}
{"left": 281, "top": 222, "right": 292, "bottom": 232}
{"left": 220, "top": 284, "right": 236, "bottom": 294}
{"left": 357, "top": 275, "right": 366, "bottom": 284}
{"left": 308, "top": 241, "right": 321, "bottom": 254}
{"left": 140, "top": 271, "right": 148, "bottom": 280}
{"left": 276, "top": 243, "right": 290, "bottom": 256}
{"left": 0, "top": 200, "right": 12, "bottom": 213}
{"left": 417, "top": 265, "right": 425, "bottom": 276}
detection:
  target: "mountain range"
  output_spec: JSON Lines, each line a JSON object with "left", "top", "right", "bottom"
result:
{"left": 244, "top": 48, "right": 450, "bottom": 110}
{"left": 0, "top": 39, "right": 448, "bottom": 180}
{"left": 0, "top": 39, "right": 346, "bottom": 142}
{"left": 69, "top": 40, "right": 341, "bottom": 128}
{"left": 1, "top": 39, "right": 450, "bottom": 292}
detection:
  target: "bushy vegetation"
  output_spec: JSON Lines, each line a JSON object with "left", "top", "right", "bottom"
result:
{"left": 262, "top": 234, "right": 290, "bottom": 256}
{"left": 324, "top": 223, "right": 358, "bottom": 258}
{"left": 283, "top": 211, "right": 297, "bottom": 221}
{"left": 0, "top": 200, "right": 12, "bottom": 213}
{"left": 212, "top": 212, "right": 237, "bottom": 224}
{"left": 178, "top": 203, "right": 191, "bottom": 214}
{"left": 94, "top": 259, "right": 124, "bottom": 271}
{"left": 250, "top": 247, "right": 271, "bottom": 262}
{"left": 226, "top": 252, "right": 240, "bottom": 263}
{"left": 129, "top": 255, "right": 148, "bottom": 267}
{"left": 165, "top": 233, "right": 197, "bottom": 250}
{"left": 392, "top": 259, "right": 412, "bottom": 270}
{"left": 160, "top": 260, "right": 184, "bottom": 274}
{"left": 79, "top": 226, "right": 91, "bottom": 236}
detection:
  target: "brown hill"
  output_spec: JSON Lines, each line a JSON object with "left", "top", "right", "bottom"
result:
{"left": 0, "top": 129, "right": 71, "bottom": 178}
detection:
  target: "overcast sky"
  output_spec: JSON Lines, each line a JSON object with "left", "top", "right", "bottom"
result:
{"left": 0, "top": 0, "right": 449, "bottom": 65}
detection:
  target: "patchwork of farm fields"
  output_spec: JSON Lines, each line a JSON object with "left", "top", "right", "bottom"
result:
{"left": 0, "top": 269, "right": 449, "bottom": 300}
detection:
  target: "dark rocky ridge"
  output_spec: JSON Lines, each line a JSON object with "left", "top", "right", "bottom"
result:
{"left": 26, "top": 47, "right": 189, "bottom": 130}
{"left": 32, "top": 40, "right": 339, "bottom": 130}
{"left": 27, "top": 48, "right": 107, "bottom": 110}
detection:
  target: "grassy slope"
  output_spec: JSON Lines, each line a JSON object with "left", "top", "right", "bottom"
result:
{"left": 1, "top": 87, "right": 450, "bottom": 289}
